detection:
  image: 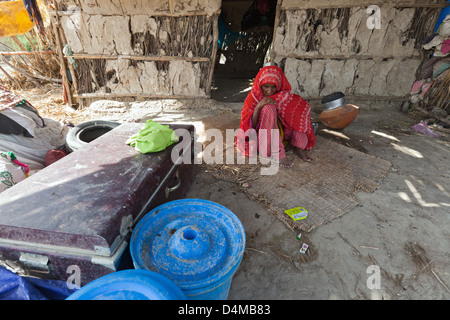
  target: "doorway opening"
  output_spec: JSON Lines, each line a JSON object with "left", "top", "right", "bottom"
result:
{"left": 211, "top": 0, "right": 277, "bottom": 103}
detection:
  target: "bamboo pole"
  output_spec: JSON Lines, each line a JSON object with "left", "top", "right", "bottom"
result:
{"left": 206, "top": 13, "right": 219, "bottom": 97}
{"left": 168, "top": 0, "right": 174, "bottom": 15}
{"left": 23, "top": 33, "right": 38, "bottom": 52}
{"left": 56, "top": 18, "right": 79, "bottom": 96}
{"left": 415, "top": 105, "right": 450, "bottom": 126}
{"left": 308, "top": 95, "right": 409, "bottom": 101}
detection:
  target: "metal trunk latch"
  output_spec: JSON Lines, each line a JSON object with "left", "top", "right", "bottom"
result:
{"left": 19, "top": 252, "right": 51, "bottom": 274}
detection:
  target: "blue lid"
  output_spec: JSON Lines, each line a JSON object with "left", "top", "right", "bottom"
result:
{"left": 66, "top": 269, "right": 186, "bottom": 300}
{"left": 130, "top": 199, "right": 246, "bottom": 291}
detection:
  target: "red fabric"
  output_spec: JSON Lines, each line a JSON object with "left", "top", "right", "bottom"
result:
{"left": 285, "top": 129, "right": 308, "bottom": 150}
{"left": 236, "top": 66, "right": 315, "bottom": 157}
{"left": 256, "top": 0, "right": 270, "bottom": 14}
{"left": 257, "top": 104, "right": 284, "bottom": 159}
{"left": 45, "top": 149, "right": 67, "bottom": 166}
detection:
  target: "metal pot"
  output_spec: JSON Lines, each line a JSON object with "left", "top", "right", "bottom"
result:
{"left": 323, "top": 96, "right": 345, "bottom": 110}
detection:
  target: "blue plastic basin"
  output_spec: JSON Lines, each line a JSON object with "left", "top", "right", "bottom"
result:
{"left": 66, "top": 269, "right": 186, "bottom": 300}
{"left": 130, "top": 199, "right": 246, "bottom": 300}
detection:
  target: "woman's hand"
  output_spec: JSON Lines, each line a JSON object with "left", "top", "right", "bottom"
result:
{"left": 256, "top": 97, "right": 276, "bottom": 110}
{"left": 252, "top": 97, "right": 276, "bottom": 128}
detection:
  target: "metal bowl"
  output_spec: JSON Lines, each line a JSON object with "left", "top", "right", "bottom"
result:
{"left": 323, "top": 96, "right": 345, "bottom": 110}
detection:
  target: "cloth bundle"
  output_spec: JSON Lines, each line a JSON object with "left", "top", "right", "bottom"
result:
{"left": 423, "top": 15, "right": 450, "bottom": 56}
{"left": 0, "top": 151, "right": 29, "bottom": 193}
{"left": 0, "top": 84, "right": 44, "bottom": 138}
{"left": 409, "top": 14, "right": 450, "bottom": 105}
{"left": 126, "top": 120, "right": 178, "bottom": 154}
{"left": 0, "top": 85, "right": 69, "bottom": 171}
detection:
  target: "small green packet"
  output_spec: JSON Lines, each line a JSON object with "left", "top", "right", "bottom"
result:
{"left": 284, "top": 207, "right": 308, "bottom": 221}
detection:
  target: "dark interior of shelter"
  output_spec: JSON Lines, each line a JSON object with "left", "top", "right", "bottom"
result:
{"left": 211, "top": 0, "right": 277, "bottom": 102}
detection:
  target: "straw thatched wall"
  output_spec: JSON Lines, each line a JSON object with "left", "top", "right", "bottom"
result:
{"left": 271, "top": 0, "right": 446, "bottom": 99}
{"left": 51, "top": 0, "right": 221, "bottom": 107}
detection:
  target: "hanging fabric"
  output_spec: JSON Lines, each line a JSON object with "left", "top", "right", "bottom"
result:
{"left": 0, "top": 1, "right": 34, "bottom": 37}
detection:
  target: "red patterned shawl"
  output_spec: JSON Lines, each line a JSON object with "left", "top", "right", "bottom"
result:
{"left": 236, "top": 66, "right": 315, "bottom": 157}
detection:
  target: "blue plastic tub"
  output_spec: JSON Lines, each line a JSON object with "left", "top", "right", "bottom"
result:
{"left": 130, "top": 199, "right": 246, "bottom": 300}
{"left": 66, "top": 269, "right": 186, "bottom": 300}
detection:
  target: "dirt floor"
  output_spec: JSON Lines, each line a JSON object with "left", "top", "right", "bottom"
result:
{"left": 4, "top": 77, "right": 450, "bottom": 300}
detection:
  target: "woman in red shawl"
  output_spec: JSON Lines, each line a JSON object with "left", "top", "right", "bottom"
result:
{"left": 236, "top": 65, "right": 315, "bottom": 167}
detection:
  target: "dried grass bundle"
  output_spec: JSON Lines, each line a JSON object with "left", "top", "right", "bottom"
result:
{"left": 405, "top": 241, "right": 450, "bottom": 294}
{"left": 75, "top": 59, "right": 107, "bottom": 94}
{"left": 132, "top": 15, "right": 214, "bottom": 57}
{"left": 0, "top": 29, "right": 60, "bottom": 89}
{"left": 423, "top": 71, "right": 450, "bottom": 113}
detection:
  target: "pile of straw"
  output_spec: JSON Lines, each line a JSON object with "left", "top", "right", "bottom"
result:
{"left": 423, "top": 70, "right": 450, "bottom": 113}
{"left": 0, "top": 30, "right": 60, "bottom": 89}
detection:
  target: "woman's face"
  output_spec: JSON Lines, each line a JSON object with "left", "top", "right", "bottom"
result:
{"left": 261, "top": 83, "right": 277, "bottom": 96}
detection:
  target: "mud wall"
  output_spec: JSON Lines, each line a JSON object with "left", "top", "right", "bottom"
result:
{"left": 53, "top": 0, "right": 221, "bottom": 106}
{"left": 272, "top": 0, "right": 445, "bottom": 99}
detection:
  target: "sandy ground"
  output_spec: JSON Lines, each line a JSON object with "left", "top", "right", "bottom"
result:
{"left": 3, "top": 78, "right": 450, "bottom": 300}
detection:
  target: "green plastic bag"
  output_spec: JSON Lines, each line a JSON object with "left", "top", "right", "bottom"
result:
{"left": 126, "top": 120, "right": 178, "bottom": 153}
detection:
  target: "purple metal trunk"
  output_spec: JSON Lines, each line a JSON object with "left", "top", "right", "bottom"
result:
{"left": 0, "top": 123, "right": 196, "bottom": 286}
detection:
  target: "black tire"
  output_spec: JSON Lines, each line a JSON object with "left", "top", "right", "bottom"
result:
{"left": 65, "top": 120, "right": 120, "bottom": 152}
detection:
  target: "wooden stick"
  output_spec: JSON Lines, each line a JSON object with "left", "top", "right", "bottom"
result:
{"left": 11, "top": 36, "right": 27, "bottom": 52}
{"left": 206, "top": 13, "right": 219, "bottom": 97}
{"left": 0, "top": 64, "right": 19, "bottom": 87}
{"left": 53, "top": 9, "right": 221, "bottom": 17}
{"left": 415, "top": 105, "right": 450, "bottom": 126}
{"left": 360, "top": 245, "right": 379, "bottom": 250}
{"left": 69, "top": 53, "right": 210, "bottom": 62}
{"left": 89, "top": 69, "right": 101, "bottom": 91}
{"left": 0, "top": 51, "right": 56, "bottom": 56}
{"left": 270, "top": 2, "right": 281, "bottom": 63}
{"left": 245, "top": 247, "right": 268, "bottom": 255}
{"left": 51, "top": 0, "right": 73, "bottom": 106}
{"left": 73, "top": 92, "right": 209, "bottom": 99}
{"left": 283, "top": 3, "right": 447, "bottom": 10}
{"left": 276, "top": 54, "right": 421, "bottom": 60}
